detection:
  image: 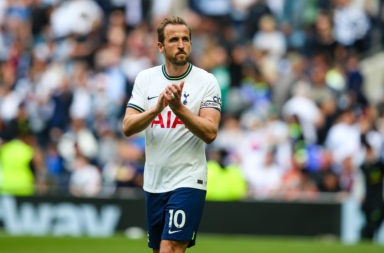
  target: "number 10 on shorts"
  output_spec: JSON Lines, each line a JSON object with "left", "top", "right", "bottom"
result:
{"left": 168, "top": 209, "right": 186, "bottom": 229}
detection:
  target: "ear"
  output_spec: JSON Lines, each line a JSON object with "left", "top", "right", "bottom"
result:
{"left": 157, "top": 42, "right": 164, "bottom": 53}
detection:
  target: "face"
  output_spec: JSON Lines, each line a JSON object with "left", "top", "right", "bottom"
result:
{"left": 158, "top": 24, "right": 191, "bottom": 66}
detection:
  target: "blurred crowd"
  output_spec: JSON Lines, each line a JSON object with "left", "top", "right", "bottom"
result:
{"left": 1, "top": 0, "right": 384, "bottom": 201}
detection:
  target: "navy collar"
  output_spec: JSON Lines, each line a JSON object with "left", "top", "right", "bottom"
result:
{"left": 162, "top": 63, "right": 192, "bottom": 80}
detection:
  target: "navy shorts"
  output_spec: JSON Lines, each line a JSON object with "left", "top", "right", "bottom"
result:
{"left": 145, "top": 187, "right": 206, "bottom": 249}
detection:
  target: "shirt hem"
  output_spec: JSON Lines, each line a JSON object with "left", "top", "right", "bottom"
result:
{"left": 143, "top": 185, "right": 207, "bottom": 193}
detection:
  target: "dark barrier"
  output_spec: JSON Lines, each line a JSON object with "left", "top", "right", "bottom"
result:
{"left": 0, "top": 195, "right": 340, "bottom": 237}
{"left": 201, "top": 200, "right": 341, "bottom": 236}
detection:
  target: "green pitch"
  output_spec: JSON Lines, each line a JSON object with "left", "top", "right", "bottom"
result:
{"left": 0, "top": 234, "right": 383, "bottom": 253}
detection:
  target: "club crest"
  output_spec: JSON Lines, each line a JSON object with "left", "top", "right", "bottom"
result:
{"left": 183, "top": 93, "right": 190, "bottom": 105}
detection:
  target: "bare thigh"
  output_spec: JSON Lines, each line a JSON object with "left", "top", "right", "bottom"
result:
{"left": 159, "top": 239, "right": 189, "bottom": 253}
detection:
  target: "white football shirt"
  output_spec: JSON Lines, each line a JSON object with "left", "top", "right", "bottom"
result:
{"left": 127, "top": 63, "right": 221, "bottom": 193}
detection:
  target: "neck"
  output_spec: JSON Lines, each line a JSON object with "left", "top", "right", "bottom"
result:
{"left": 164, "top": 62, "right": 189, "bottom": 77}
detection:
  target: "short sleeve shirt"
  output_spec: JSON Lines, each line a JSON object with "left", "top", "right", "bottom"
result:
{"left": 127, "top": 63, "right": 221, "bottom": 193}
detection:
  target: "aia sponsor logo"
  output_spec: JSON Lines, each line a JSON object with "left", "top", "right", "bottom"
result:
{"left": 151, "top": 111, "right": 184, "bottom": 128}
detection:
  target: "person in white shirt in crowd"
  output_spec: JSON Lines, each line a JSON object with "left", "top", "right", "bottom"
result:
{"left": 325, "top": 107, "right": 362, "bottom": 172}
{"left": 69, "top": 154, "right": 102, "bottom": 197}
{"left": 282, "top": 80, "right": 322, "bottom": 144}
{"left": 333, "top": 0, "right": 370, "bottom": 51}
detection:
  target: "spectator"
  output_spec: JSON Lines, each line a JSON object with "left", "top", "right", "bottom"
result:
{"left": 359, "top": 143, "right": 384, "bottom": 240}
{"left": 306, "top": 11, "right": 340, "bottom": 61}
{"left": 206, "top": 148, "right": 247, "bottom": 201}
{"left": 203, "top": 44, "right": 231, "bottom": 111}
{"left": 50, "top": 0, "right": 103, "bottom": 38}
{"left": 213, "top": 114, "right": 245, "bottom": 165}
{"left": 245, "top": 147, "right": 284, "bottom": 199}
{"left": 332, "top": 0, "right": 370, "bottom": 52}
{"left": 280, "top": 0, "right": 318, "bottom": 50}
{"left": 316, "top": 94, "right": 339, "bottom": 145}
{"left": 0, "top": 128, "right": 40, "bottom": 196}
{"left": 324, "top": 107, "right": 361, "bottom": 169}
{"left": 282, "top": 81, "right": 322, "bottom": 144}
{"left": 57, "top": 118, "right": 98, "bottom": 169}
{"left": 345, "top": 53, "right": 368, "bottom": 108}
{"left": 252, "top": 14, "right": 286, "bottom": 83}
{"left": 279, "top": 153, "right": 319, "bottom": 200}
{"left": 69, "top": 155, "right": 102, "bottom": 197}
{"left": 312, "top": 149, "right": 341, "bottom": 192}
{"left": 308, "top": 55, "right": 334, "bottom": 105}
{"left": 190, "top": 0, "right": 231, "bottom": 18}
{"left": 44, "top": 141, "right": 67, "bottom": 194}
{"left": 101, "top": 136, "right": 145, "bottom": 195}
{"left": 239, "top": 62, "right": 271, "bottom": 117}
{"left": 243, "top": 0, "right": 272, "bottom": 39}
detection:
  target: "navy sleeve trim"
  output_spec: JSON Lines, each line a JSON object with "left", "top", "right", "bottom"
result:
{"left": 200, "top": 107, "right": 221, "bottom": 112}
{"left": 127, "top": 103, "right": 145, "bottom": 113}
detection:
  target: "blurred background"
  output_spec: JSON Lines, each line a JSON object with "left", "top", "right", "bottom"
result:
{"left": 1, "top": 0, "right": 384, "bottom": 245}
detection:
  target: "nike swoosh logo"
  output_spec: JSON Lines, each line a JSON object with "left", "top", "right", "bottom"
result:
{"left": 147, "top": 96, "right": 159, "bottom": 100}
{"left": 168, "top": 229, "right": 182, "bottom": 234}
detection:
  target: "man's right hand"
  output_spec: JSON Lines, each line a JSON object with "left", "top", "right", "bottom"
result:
{"left": 155, "top": 92, "right": 169, "bottom": 114}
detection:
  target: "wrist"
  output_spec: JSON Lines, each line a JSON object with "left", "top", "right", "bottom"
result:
{"left": 149, "top": 107, "right": 161, "bottom": 117}
{"left": 171, "top": 103, "right": 185, "bottom": 116}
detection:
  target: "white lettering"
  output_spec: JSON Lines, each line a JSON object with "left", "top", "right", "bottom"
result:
{"left": 0, "top": 196, "right": 23, "bottom": 235}
{"left": 20, "top": 203, "right": 52, "bottom": 235}
{"left": 81, "top": 205, "right": 121, "bottom": 237}
{"left": 52, "top": 203, "right": 82, "bottom": 236}
{"left": 0, "top": 196, "right": 122, "bottom": 237}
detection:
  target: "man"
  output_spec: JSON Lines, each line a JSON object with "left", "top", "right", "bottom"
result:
{"left": 122, "top": 16, "right": 221, "bottom": 253}
{"left": 360, "top": 143, "right": 384, "bottom": 241}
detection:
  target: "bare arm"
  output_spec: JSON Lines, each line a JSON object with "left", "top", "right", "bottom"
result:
{"left": 165, "top": 82, "right": 221, "bottom": 144}
{"left": 122, "top": 92, "right": 168, "bottom": 137}
{"left": 173, "top": 106, "right": 220, "bottom": 144}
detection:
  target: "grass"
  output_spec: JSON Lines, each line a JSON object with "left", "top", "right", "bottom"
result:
{"left": 0, "top": 234, "right": 383, "bottom": 253}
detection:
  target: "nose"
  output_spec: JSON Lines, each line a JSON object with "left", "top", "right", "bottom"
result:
{"left": 178, "top": 39, "right": 184, "bottom": 48}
